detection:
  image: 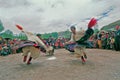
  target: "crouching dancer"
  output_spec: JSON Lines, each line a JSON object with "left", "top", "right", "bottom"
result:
{"left": 16, "top": 25, "right": 54, "bottom": 65}
{"left": 65, "top": 18, "right": 97, "bottom": 64}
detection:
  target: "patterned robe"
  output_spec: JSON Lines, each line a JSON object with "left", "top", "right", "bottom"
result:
{"left": 20, "top": 31, "right": 54, "bottom": 59}
{"left": 66, "top": 28, "right": 94, "bottom": 58}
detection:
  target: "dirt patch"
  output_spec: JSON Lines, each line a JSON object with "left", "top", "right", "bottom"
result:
{"left": 0, "top": 49, "right": 120, "bottom": 80}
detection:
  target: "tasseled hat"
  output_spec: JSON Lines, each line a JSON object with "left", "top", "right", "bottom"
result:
{"left": 88, "top": 18, "right": 97, "bottom": 28}
{"left": 16, "top": 24, "right": 23, "bottom": 30}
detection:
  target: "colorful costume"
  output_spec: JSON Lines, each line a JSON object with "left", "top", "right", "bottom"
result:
{"left": 16, "top": 25, "right": 54, "bottom": 65}
{"left": 65, "top": 18, "right": 97, "bottom": 63}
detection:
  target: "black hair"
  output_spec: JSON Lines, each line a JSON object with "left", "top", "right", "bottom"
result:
{"left": 70, "top": 26, "right": 76, "bottom": 29}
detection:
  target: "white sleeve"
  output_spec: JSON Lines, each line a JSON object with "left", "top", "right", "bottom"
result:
{"left": 68, "top": 33, "right": 75, "bottom": 42}
{"left": 23, "top": 31, "right": 47, "bottom": 49}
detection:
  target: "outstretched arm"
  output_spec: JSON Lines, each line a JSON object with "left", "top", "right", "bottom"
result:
{"left": 16, "top": 24, "right": 48, "bottom": 50}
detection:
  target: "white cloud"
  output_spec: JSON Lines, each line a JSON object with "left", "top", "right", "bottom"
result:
{"left": 0, "top": 0, "right": 120, "bottom": 33}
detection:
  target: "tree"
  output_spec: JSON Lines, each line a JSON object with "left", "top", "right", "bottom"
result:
{"left": 1, "top": 29, "right": 13, "bottom": 39}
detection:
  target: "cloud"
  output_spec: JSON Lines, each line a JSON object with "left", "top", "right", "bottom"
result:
{"left": 0, "top": 0, "right": 120, "bottom": 33}
{"left": 0, "top": 0, "right": 30, "bottom": 8}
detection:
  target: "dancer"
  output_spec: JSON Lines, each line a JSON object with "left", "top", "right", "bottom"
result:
{"left": 16, "top": 25, "right": 54, "bottom": 65}
{"left": 65, "top": 18, "right": 97, "bottom": 64}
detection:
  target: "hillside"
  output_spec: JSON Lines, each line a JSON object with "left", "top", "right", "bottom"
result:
{"left": 101, "top": 19, "right": 120, "bottom": 31}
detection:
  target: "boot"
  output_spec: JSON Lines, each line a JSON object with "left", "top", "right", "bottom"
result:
{"left": 82, "top": 52, "right": 87, "bottom": 59}
{"left": 83, "top": 53, "right": 87, "bottom": 59}
{"left": 23, "top": 56, "right": 27, "bottom": 62}
{"left": 27, "top": 57, "right": 32, "bottom": 65}
{"left": 81, "top": 56, "right": 86, "bottom": 64}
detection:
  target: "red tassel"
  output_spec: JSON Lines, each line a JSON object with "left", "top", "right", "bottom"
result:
{"left": 16, "top": 24, "right": 23, "bottom": 30}
{"left": 88, "top": 18, "right": 97, "bottom": 28}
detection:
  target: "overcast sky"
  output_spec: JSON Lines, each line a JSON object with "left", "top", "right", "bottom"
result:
{"left": 0, "top": 0, "right": 120, "bottom": 33}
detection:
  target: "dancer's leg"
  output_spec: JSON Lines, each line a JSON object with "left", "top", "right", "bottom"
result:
{"left": 27, "top": 57, "right": 32, "bottom": 65}
{"left": 23, "top": 56, "right": 27, "bottom": 62}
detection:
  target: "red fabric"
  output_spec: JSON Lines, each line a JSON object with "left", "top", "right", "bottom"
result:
{"left": 16, "top": 24, "right": 23, "bottom": 30}
{"left": 60, "top": 42, "right": 64, "bottom": 47}
{"left": 33, "top": 44, "right": 38, "bottom": 47}
{"left": 88, "top": 18, "right": 97, "bottom": 28}
{"left": 55, "top": 42, "right": 59, "bottom": 47}
{"left": 115, "top": 25, "right": 120, "bottom": 30}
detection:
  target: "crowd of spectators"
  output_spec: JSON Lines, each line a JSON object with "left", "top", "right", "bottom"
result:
{"left": 0, "top": 38, "right": 22, "bottom": 56}
{"left": 88, "top": 29, "right": 120, "bottom": 51}
{"left": 0, "top": 29, "right": 120, "bottom": 56}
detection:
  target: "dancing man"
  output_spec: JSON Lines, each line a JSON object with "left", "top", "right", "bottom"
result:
{"left": 65, "top": 18, "right": 97, "bottom": 64}
{"left": 16, "top": 25, "right": 54, "bottom": 65}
